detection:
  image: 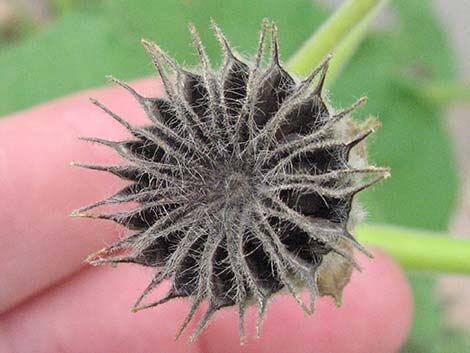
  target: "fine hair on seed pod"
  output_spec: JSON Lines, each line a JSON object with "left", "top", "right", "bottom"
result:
{"left": 72, "top": 19, "right": 390, "bottom": 344}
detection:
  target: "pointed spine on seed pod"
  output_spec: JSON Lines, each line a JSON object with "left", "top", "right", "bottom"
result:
{"left": 73, "top": 20, "right": 389, "bottom": 344}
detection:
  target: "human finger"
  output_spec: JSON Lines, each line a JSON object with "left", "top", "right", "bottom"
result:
{"left": 0, "top": 77, "right": 160, "bottom": 313}
{"left": 0, "top": 248, "right": 412, "bottom": 353}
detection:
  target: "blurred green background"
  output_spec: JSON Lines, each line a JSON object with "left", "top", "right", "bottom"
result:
{"left": 1, "top": 0, "right": 469, "bottom": 351}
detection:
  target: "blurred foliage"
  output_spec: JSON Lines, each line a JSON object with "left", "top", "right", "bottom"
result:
{"left": 0, "top": 0, "right": 328, "bottom": 114}
{"left": 0, "top": 0, "right": 464, "bottom": 351}
{"left": 331, "top": 4, "right": 459, "bottom": 350}
{"left": 50, "top": 0, "right": 102, "bottom": 16}
{"left": 0, "top": 8, "right": 39, "bottom": 48}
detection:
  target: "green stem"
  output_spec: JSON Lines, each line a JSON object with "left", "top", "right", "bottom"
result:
{"left": 287, "top": 0, "right": 385, "bottom": 78}
{"left": 417, "top": 81, "right": 470, "bottom": 105}
{"left": 356, "top": 224, "right": 470, "bottom": 274}
{"left": 324, "top": 0, "right": 386, "bottom": 87}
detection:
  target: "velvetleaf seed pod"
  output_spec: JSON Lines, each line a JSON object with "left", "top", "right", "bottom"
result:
{"left": 72, "top": 20, "right": 390, "bottom": 343}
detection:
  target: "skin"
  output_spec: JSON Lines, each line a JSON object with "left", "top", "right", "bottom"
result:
{"left": 0, "top": 78, "right": 413, "bottom": 353}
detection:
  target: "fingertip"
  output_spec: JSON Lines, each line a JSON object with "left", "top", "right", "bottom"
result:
{"left": 0, "top": 76, "right": 162, "bottom": 312}
{"left": 0, "top": 247, "right": 412, "bottom": 353}
{"left": 0, "top": 266, "right": 201, "bottom": 353}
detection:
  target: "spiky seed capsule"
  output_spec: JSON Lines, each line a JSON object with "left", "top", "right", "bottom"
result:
{"left": 73, "top": 20, "right": 389, "bottom": 343}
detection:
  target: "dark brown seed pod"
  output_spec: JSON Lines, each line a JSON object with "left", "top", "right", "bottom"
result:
{"left": 73, "top": 20, "right": 390, "bottom": 343}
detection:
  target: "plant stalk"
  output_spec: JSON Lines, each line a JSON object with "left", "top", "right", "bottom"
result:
{"left": 418, "top": 81, "right": 470, "bottom": 105}
{"left": 287, "top": 0, "right": 385, "bottom": 79}
{"left": 357, "top": 224, "right": 470, "bottom": 274}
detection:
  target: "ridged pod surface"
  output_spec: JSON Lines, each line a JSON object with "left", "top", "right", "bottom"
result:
{"left": 73, "top": 20, "right": 389, "bottom": 343}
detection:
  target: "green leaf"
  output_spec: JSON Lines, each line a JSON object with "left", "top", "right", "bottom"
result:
{"left": 0, "top": 0, "right": 328, "bottom": 116}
